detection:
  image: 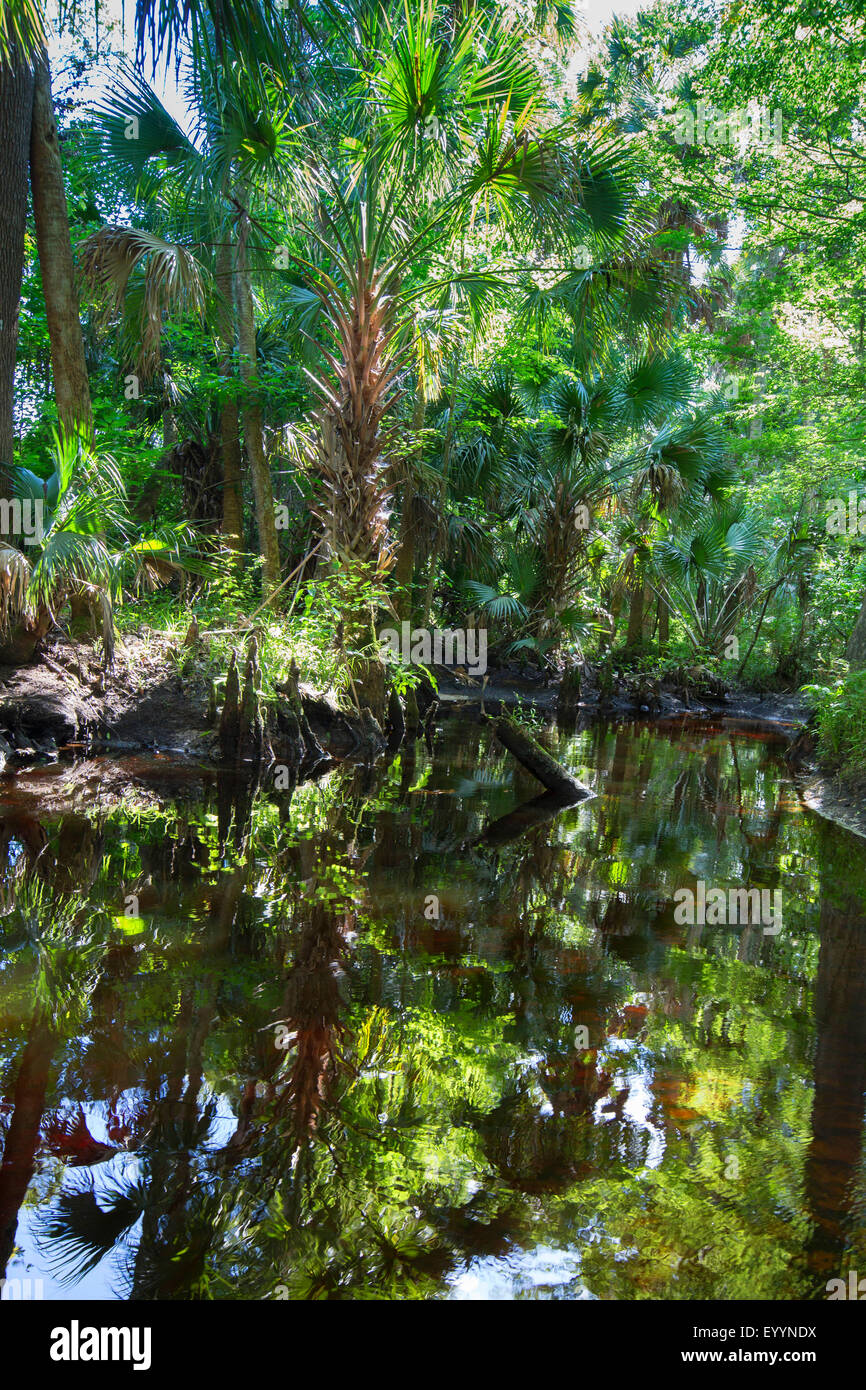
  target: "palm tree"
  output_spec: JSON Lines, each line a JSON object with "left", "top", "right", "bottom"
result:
{"left": 0, "top": 0, "right": 305, "bottom": 583}
{"left": 82, "top": 45, "right": 303, "bottom": 594}
{"left": 0, "top": 429, "right": 197, "bottom": 664}
{"left": 283, "top": 0, "right": 634, "bottom": 714}
{"left": 651, "top": 497, "right": 762, "bottom": 656}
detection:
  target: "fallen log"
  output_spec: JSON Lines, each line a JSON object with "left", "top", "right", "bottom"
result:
{"left": 494, "top": 715, "right": 589, "bottom": 801}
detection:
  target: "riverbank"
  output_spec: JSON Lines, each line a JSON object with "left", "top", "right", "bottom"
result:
{"left": 2, "top": 633, "right": 865, "bottom": 843}
{"left": 0, "top": 639, "right": 811, "bottom": 763}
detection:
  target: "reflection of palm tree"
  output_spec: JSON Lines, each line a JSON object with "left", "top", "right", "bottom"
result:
{"left": 0, "top": 881, "right": 109, "bottom": 1278}
{"left": 0, "top": 1021, "right": 55, "bottom": 1278}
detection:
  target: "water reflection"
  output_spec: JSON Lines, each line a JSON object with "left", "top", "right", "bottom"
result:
{"left": 0, "top": 715, "right": 864, "bottom": 1300}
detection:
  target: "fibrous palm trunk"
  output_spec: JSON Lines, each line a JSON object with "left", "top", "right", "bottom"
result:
{"left": 29, "top": 51, "right": 92, "bottom": 440}
{"left": 314, "top": 252, "right": 399, "bottom": 721}
{"left": 625, "top": 578, "right": 644, "bottom": 648}
{"left": 658, "top": 594, "right": 669, "bottom": 649}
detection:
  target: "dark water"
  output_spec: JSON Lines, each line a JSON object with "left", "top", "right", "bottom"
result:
{"left": 1, "top": 713, "right": 865, "bottom": 1301}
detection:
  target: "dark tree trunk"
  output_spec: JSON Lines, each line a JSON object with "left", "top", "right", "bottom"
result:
{"left": 805, "top": 825, "right": 866, "bottom": 1280}
{"left": 0, "top": 53, "right": 35, "bottom": 473}
{"left": 845, "top": 593, "right": 866, "bottom": 669}
{"left": 29, "top": 51, "right": 92, "bottom": 440}
{"left": 625, "top": 580, "right": 644, "bottom": 647}
{"left": 658, "top": 594, "right": 669, "bottom": 648}
{"left": 0, "top": 1023, "right": 55, "bottom": 1280}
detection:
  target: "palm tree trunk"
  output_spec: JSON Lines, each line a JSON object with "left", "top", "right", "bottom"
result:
{"left": 234, "top": 212, "right": 280, "bottom": 596}
{"left": 29, "top": 51, "right": 92, "bottom": 440}
{"left": 216, "top": 241, "right": 243, "bottom": 558}
{"left": 0, "top": 53, "right": 47, "bottom": 667}
{"left": 641, "top": 580, "right": 654, "bottom": 643}
{"left": 0, "top": 52, "right": 35, "bottom": 472}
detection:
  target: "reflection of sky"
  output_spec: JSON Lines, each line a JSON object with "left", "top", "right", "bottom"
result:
{"left": 447, "top": 1244, "right": 596, "bottom": 1300}
{"left": 601, "top": 1037, "right": 666, "bottom": 1170}
{"left": 5, "top": 1087, "right": 236, "bottom": 1301}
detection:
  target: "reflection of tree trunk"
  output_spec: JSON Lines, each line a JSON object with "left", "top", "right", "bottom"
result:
{"left": 131, "top": 982, "right": 219, "bottom": 1299}
{"left": 29, "top": 52, "right": 92, "bottom": 440}
{"left": 805, "top": 824, "right": 866, "bottom": 1280}
{"left": 0, "top": 1023, "right": 55, "bottom": 1279}
{"left": 281, "top": 902, "right": 349, "bottom": 1138}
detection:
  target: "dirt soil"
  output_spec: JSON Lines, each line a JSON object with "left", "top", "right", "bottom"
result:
{"left": 0, "top": 631, "right": 214, "bottom": 763}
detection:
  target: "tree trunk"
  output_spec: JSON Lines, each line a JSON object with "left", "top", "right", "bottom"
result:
{"left": 393, "top": 418, "right": 421, "bottom": 622}
{"left": 658, "top": 594, "right": 669, "bottom": 649}
{"left": 394, "top": 387, "right": 424, "bottom": 730}
{"left": 29, "top": 52, "right": 92, "bottom": 441}
{"left": 805, "top": 824, "right": 866, "bottom": 1276}
{"left": 0, "top": 52, "right": 35, "bottom": 473}
{"left": 0, "top": 604, "right": 51, "bottom": 665}
{"left": 640, "top": 580, "right": 654, "bottom": 643}
{"left": 625, "top": 579, "right": 644, "bottom": 647}
{"left": 845, "top": 593, "right": 866, "bottom": 669}
{"left": 216, "top": 241, "right": 243, "bottom": 558}
{"left": 234, "top": 212, "right": 280, "bottom": 596}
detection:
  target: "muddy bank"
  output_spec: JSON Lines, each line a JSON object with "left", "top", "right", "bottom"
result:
{"left": 0, "top": 641, "right": 809, "bottom": 770}
{"left": 798, "top": 773, "right": 866, "bottom": 841}
{"left": 434, "top": 662, "right": 807, "bottom": 727}
{"left": 4, "top": 637, "right": 865, "bottom": 847}
{"left": 0, "top": 633, "right": 398, "bottom": 772}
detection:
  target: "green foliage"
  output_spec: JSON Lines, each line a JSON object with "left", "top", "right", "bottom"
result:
{"left": 804, "top": 670, "right": 866, "bottom": 777}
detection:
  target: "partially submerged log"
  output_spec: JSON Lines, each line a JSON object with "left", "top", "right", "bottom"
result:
{"left": 494, "top": 715, "right": 589, "bottom": 801}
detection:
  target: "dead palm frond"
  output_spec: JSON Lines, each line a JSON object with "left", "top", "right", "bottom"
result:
{"left": 79, "top": 226, "right": 207, "bottom": 378}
